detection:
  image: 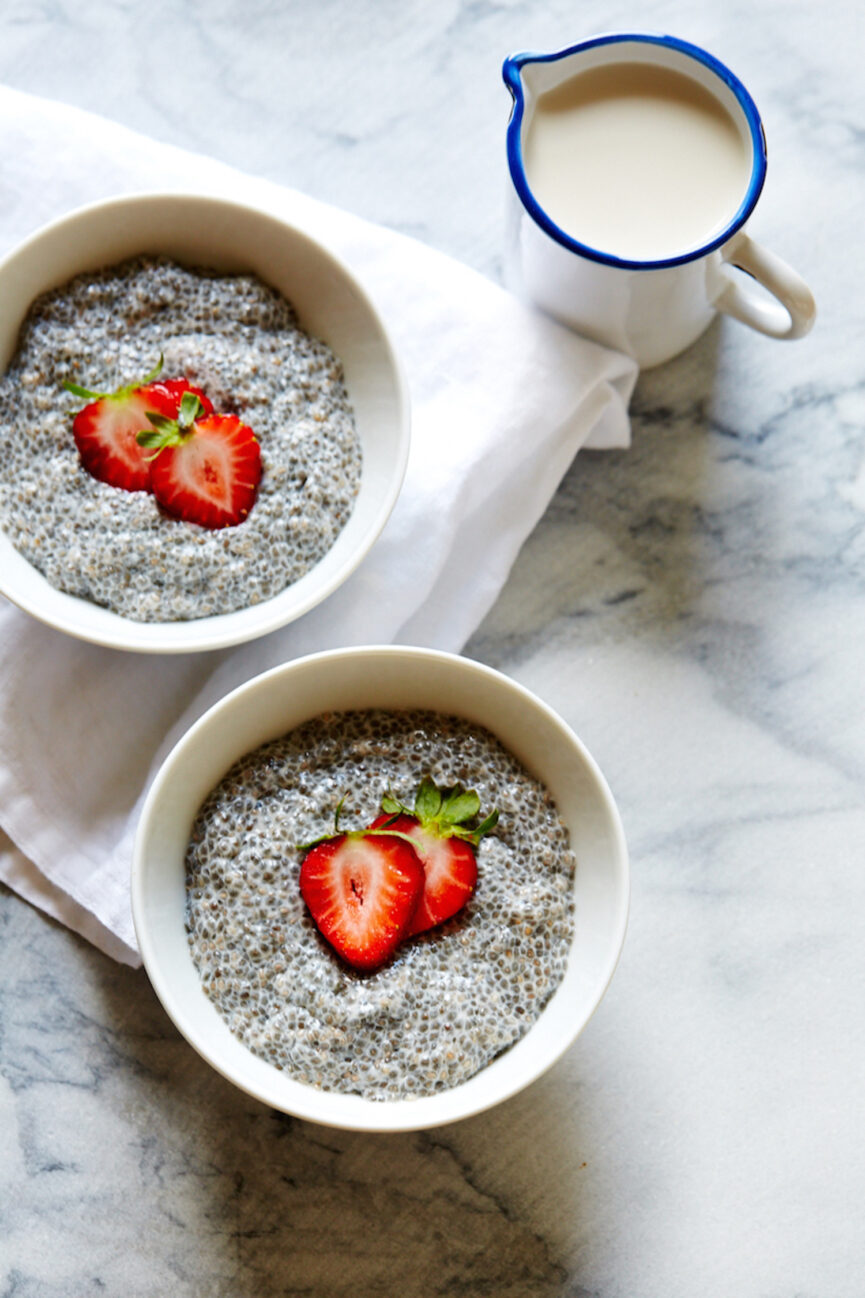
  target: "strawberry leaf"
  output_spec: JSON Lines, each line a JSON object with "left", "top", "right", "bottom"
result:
{"left": 474, "top": 809, "right": 499, "bottom": 836}
{"left": 467, "top": 809, "right": 499, "bottom": 845}
{"left": 143, "top": 412, "right": 178, "bottom": 436}
{"left": 136, "top": 429, "right": 168, "bottom": 448}
{"left": 63, "top": 354, "right": 164, "bottom": 407}
{"left": 296, "top": 828, "right": 338, "bottom": 852}
{"left": 136, "top": 391, "right": 203, "bottom": 453}
{"left": 414, "top": 776, "right": 442, "bottom": 821}
{"left": 380, "top": 794, "right": 404, "bottom": 815}
{"left": 63, "top": 380, "right": 103, "bottom": 400}
{"left": 139, "top": 353, "right": 165, "bottom": 387}
{"left": 116, "top": 353, "right": 165, "bottom": 398}
{"left": 297, "top": 793, "right": 419, "bottom": 853}
{"left": 441, "top": 788, "right": 480, "bottom": 825}
{"left": 400, "top": 775, "right": 499, "bottom": 844}
{"left": 297, "top": 794, "right": 349, "bottom": 850}
{"left": 178, "top": 390, "right": 202, "bottom": 428}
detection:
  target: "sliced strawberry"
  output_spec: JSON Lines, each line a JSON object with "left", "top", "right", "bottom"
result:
{"left": 139, "top": 394, "right": 261, "bottom": 530}
{"left": 299, "top": 828, "right": 424, "bottom": 971}
{"left": 64, "top": 358, "right": 214, "bottom": 493}
{"left": 371, "top": 777, "right": 499, "bottom": 935}
{"left": 368, "top": 812, "right": 478, "bottom": 935}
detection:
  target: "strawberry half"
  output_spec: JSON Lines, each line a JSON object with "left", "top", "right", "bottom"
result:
{"left": 299, "top": 808, "right": 425, "bottom": 971}
{"left": 370, "top": 777, "right": 498, "bottom": 935}
{"left": 138, "top": 392, "right": 261, "bottom": 529}
{"left": 64, "top": 357, "right": 213, "bottom": 493}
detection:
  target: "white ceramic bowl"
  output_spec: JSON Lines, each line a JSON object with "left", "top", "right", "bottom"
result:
{"left": 132, "top": 645, "right": 629, "bottom": 1132}
{"left": 0, "top": 193, "right": 409, "bottom": 653}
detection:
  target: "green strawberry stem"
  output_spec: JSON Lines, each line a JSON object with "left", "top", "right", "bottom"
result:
{"left": 298, "top": 792, "right": 433, "bottom": 853}
{"left": 62, "top": 354, "right": 164, "bottom": 404}
{"left": 136, "top": 391, "right": 204, "bottom": 460}
{"left": 298, "top": 778, "right": 499, "bottom": 854}
{"left": 381, "top": 775, "right": 498, "bottom": 848}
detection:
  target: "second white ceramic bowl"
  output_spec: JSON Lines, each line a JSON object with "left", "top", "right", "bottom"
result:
{"left": 132, "top": 646, "right": 629, "bottom": 1132}
{"left": 0, "top": 193, "right": 409, "bottom": 652}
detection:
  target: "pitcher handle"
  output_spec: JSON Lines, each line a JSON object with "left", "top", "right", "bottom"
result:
{"left": 714, "top": 230, "right": 816, "bottom": 340}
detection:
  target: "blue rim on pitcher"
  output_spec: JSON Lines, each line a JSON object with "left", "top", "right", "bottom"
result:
{"left": 503, "top": 32, "right": 768, "bottom": 271}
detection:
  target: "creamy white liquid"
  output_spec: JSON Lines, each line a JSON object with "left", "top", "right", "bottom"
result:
{"left": 523, "top": 61, "right": 752, "bottom": 261}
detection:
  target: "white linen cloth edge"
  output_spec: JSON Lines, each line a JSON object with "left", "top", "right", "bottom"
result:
{"left": 0, "top": 830, "right": 139, "bottom": 965}
{"left": 0, "top": 85, "right": 638, "bottom": 963}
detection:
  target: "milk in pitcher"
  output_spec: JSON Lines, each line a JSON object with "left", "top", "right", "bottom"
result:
{"left": 522, "top": 61, "right": 753, "bottom": 262}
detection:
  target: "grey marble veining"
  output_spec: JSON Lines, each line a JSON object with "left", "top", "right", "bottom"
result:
{"left": 1, "top": 0, "right": 863, "bottom": 1294}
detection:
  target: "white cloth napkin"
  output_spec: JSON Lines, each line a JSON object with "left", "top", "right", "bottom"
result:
{"left": 0, "top": 86, "right": 637, "bottom": 965}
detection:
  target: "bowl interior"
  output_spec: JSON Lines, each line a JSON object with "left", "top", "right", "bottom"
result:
{"left": 0, "top": 194, "right": 408, "bottom": 652}
{"left": 132, "top": 647, "right": 629, "bottom": 1132}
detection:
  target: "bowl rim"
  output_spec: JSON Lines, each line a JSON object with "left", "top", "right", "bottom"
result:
{"left": 131, "top": 644, "right": 630, "bottom": 1132}
{"left": 0, "top": 191, "right": 411, "bottom": 654}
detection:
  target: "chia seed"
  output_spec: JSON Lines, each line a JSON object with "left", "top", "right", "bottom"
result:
{"left": 0, "top": 256, "right": 362, "bottom": 621}
{"left": 185, "top": 708, "right": 576, "bottom": 1101}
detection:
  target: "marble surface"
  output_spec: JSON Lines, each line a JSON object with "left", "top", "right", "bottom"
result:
{"left": 1, "top": 1, "right": 862, "bottom": 1294}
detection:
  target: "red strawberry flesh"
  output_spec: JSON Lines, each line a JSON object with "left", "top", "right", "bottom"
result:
{"left": 369, "top": 812, "right": 478, "bottom": 934}
{"left": 148, "top": 412, "right": 261, "bottom": 530}
{"left": 300, "top": 832, "right": 425, "bottom": 971}
{"left": 72, "top": 384, "right": 172, "bottom": 492}
{"left": 158, "top": 379, "right": 213, "bottom": 413}
{"left": 71, "top": 379, "right": 214, "bottom": 493}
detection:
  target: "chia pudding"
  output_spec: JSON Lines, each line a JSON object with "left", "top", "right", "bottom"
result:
{"left": 185, "top": 708, "right": 577, "bottom": 1101}
{"left": 0, "top": 256, "right": 362, "bottom": 621}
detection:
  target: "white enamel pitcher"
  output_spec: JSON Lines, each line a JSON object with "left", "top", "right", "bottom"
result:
{"left": 503, "top": 33, "right": 816, "bottom": 368}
